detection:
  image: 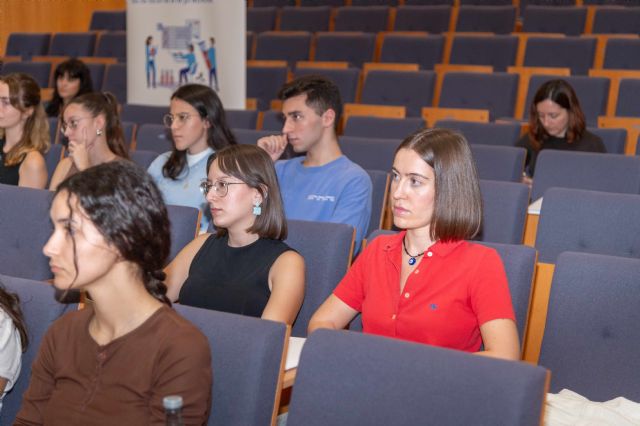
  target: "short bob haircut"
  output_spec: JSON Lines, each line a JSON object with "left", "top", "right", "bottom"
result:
{"left": 395, "top": 128, "right": 482, "bottom": 242}
{"left": 46, "top": 58, "right": 94, "bottom": 118}
{"left": 278, "top": 74, "right": 342, "bottom": 131}
{"left": 528, "top": 79, "right": 586, "bottom": 151}
{"left": 206, "top": 144, "right": 287, "bottom": 240}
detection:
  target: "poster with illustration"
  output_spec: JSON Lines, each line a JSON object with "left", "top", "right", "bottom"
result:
{"left": 127, "top": 0, "right": 245, "bottom": 108}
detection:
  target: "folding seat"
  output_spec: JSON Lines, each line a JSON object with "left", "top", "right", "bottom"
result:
{"left": 259, "top": 110, "right": 283, "bottom": 131}
{"left": 255, "top": 32, "right": 312, "bottom": 67}
{"left": 379, "top": 34, "right": 445, "bottom": 70}
{"left": 449, "top": 35, "right": 518, "bottom": 71}
{"left": 102, "top": 64, "right": 127, "bottom": 104}
{"left": 592, "top": 6, "right": 640, "bottom": 34}
{"left": 47, "top": 117, "right": 59, "bottom": 145}
{"left": 365, "top": 170, "right": 390, "bottom": 238}
{"left": 294, "top": 67, "right": 361, "bottom": 103}
{"left": 246, "top": 7, "right": 277, "bottom": 33}
{"left": 524, "top": 75, "right": 609, "bottom": 126}
{"left": 89, "top": 10, "right": 126, "bottom": 31}
{"left": 393, "top": 5, "right": 452, "bottom": 33}
{"left": 0, "top": 276, "right": 73, "bottom": 423}
{"left": 121, "top": 104, "right": 167, "bottom": 126}
{"left": 602, "top": 38, "right": 640, "bottom": 70}
{"left": 225, "top": 109, "right": 259, "bottom": 130}
{"left": 49, "top": 32, "right": 97, "bottom": 57}
{"left": 247, "top": 64, "right": 288, "bottom": 111}
{"left": 435, "top": 120, "right": 521, "bottom": 146}
{"left": 343, "top": 116, "right": 425, "bottom": 139}
{"left": 166, "top": 204, "right": 201, "bottom": 261}
{"left": 44, "top": 143, "right": 64, "bottom": 187}
{"left": 614, "top": 78, "right": 640, "bottom": 117}
{"left": 531, "top": 150, "right": 640, "bottom": 201}
{"left": 539, "top": 252, "right": 640, "bottom": 401}
{"left": 522, "top": 6, "right": 587, "bottom": 35}
{"left": 279, "top": 6, "right": 331, "bottom": 32}
{"left": 4, "top": 33, "right": 50, "bottom": 60}
{"left": 0, "top": 62, "right": 51, "bottom": 88}
{"left": 129, "top": 149, "right": 159, "bottom": 171}
{"left": 360, "top": 70, "right": 436, "bottom": 117}
{"left": 478, "top": 180, "right": 530, "bottom": 244}
{"left": 233, "top": 128, "right": 279, "bottom": 145}
{"left": 438, "top": 72, "right": 519, "bottom": 120}
{"left": 454, "top": 5, "right": 517, "bottom": 34}
{"left": 314, "top": 32, "right": 376, "bottom": 67}
{"left": 470, "top": 145, "right": 526, "bottom": 182}
{"left": 521, "top": 0, "right": 576, "bottom": 11}
{"left": 174, "top": 305, "right": 288, "bottom": 426}
{"left": 287, "top": 330, "right": 548, "bottom": 426}
{"left": 333, "top": 6, "right": 390, "bottom": 33}
{"left": 523, "top": 36, "right": 597, "bottom": 75}
{"left": 588, "top": 127, "right": 626, "bottom": 154}
{"left": 121, "top": 121, "right": 137, "bottom": 151}
{"left": 286, "top": 220, "right": 355, "bottom": 337}
{"left": 339, "top": 136, "right": 401, "bottom": 172}
{"left": 133, "top": 124, "right": 172, "bottom": 154}
{"left": 86, "top": 63, "right": 105, "bottom": 90}
{"left": 95, "top": 31, "right": 126, "bottom": 62}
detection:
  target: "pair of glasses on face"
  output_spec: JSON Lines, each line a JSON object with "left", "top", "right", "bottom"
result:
{"left": 199, "top": 179, "right": 246, "bottom": 197}
{"left": 0, "top": 97, "right": 12, "bottom": 108}
{"left": 60, "top": 117, "right": 91, "bottom": 134}
{"left": 163, "top": 112, "right": 193, "bottom": 128}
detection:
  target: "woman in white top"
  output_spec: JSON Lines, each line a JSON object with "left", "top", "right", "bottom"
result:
{"left": 0, "top": 281, "right": 28, "bottom": 413}
{"left": 148, "top": 84, "right": 236, "bottom": 232}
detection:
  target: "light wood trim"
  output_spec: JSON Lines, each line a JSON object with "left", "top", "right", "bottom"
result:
{"left": 343, "top": 103, "right": 406, "bottom": 120}
{"left": 449, "top": 5, "right": 459, "bottom": 33}
{"left": 41, "top": 88, "right": 54, "bottom": 102}
{"left": 523, "top": 212, "right": 539, "bottom": 247}
{"left": 508, "top": 66, "right": 571, "bottom": 119}
{"left": 295, "top": 60, "right": 349, "bottom": 70}
{"left": 0, "top": 56, "right": 22, "bottom": 63}
{"left": 246, "top": 98, "right": 258, "bottom": 110}
{"left": 598, "top": 116, "right": 640, "bottom": 155}
{"left": 270, "top": 325, "right": 291, "bottom": 426}
{"left": 522, "top": 262, "right": 555, "bottom": 364}
{"left": 247, "top": 59, "right": 288, "bottom": 68}
{"left": 362, "top": 62, "right": 419, "bottom": 78}
{"left": 584, "top": 5, "right": 596, "bottom": 35}
{"left": 589, "top": 68, "right": 640, "bottom": 116}
{"left": 281, "top": 368, "right": 296, "bottom": 390}
{"left": 433, "top": 64, "right": 493, "bottom": 107}
{"left": 512, "top": 33, "right": 565, "bottom": 68}
{"left": 421, "top": 107, "right": 489, "bottom": 128}
{"left": 442, "top": 31, "right": 494, "bottom": 66}
{"left": 591, "top": 34, "right": 638, "bottom": 70}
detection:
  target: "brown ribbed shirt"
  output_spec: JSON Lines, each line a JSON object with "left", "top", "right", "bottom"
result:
{"left": 14, "top": 305, "right": 212, "bottom": 426}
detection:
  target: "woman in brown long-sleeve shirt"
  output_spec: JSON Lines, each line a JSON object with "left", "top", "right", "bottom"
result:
{"left": 15, "top": 161, "right": 212, "bottom": 426}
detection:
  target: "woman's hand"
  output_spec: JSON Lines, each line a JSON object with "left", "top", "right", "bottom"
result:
{"left": 68, "top": 128, "right": 92, "bottom": 171}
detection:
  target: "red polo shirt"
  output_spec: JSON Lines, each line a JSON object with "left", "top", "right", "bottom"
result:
{"left": 334, "top": 232, "right": 515, "bottom": 352}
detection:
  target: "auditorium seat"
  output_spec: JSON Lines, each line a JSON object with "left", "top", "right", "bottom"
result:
{"left": 294, "top": 67, "right": 360, "bottom": 103}
{"left": 133, "top": 124, "right": 171, "bottom": 153}
{"left": 4, "top": 33, "right": 51, "bottom": 60}
{"left": 523, "top": 36, "right": 597, "bottom": 75}
{"left": 454, "top": 5, "right": 517, "bottom": 34}
{"left": 247, "top": 6, "right": 278, "bottom": 33}
{"left": 89, "top": 10, "right": 126, "bottom": 31}
{"left": 592, "top": 6, "right": 640, "bottom": 34}
{"left": 333, "top": 6, "right": 390, "bottom": 33}
{"left": 521, "top": 6, "right": 587, "bottom": 35}
{"left": 378, "top": 34, "right": 445, "bottom": 70}
{"left": 470, "top": 144, "right": 526, "bottom": 182}
{"left": 49, "top": 32, "right": 97, "bottom": 57}
{"left": 359, "top": 70, "right": 436, "bottom": 117}
{"left": 602, "top": 38, "right": 640, "bottom": 70}
{"left": 0, "top": 61, "right": 51, "bottom": 88}
{"left": 102, "top": 63, "right": 127, "bottom": 104}
{"left": 279, "top": 6, "right": 331, "bottom": 32}
{"left": 339, "top": 136, "right": 400, "bottom": 171}
{"left": 449, "top": 35, "right": 519, "bottom": 72}
{"left": 313, "top": 32, "right": 376, "bottom": 68}
{"left": 95, "top": 31, "right": 126, "bottom": 62}
{"left": 121, "top": 104, "right": 167, "bottom": 126}
{"left": 343, "top": 116, "right": 425, "bottom": 139}
{"left": 435, "top": 120, "right": 521, "bottom": 147}
{"left": 393, "top": 5, "right": 452, "bottom": 33}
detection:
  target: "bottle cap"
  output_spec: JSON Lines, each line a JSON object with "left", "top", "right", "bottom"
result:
{"left": 163, "top": 395, "right": 183, "bottom": 410}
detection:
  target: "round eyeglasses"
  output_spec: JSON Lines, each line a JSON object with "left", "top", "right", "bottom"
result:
{"left": 163, "top": 112, "right": 193, "bottom": 128}
{"left": 199, "top": 179, "right": 247, "bottom": 197}
{"left": 60, "top": 117, "right": 92, "bottom": 134}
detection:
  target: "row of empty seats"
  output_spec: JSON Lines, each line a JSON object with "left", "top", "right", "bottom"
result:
{"left": 250, "top": 0, "right": 640, "bottom": 6}
{"left": 3, "top": 31, "right": 125, "bottom": 61}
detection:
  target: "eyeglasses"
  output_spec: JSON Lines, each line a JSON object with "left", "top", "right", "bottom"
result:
{"left": 163, "top": 112, "right": 193, "bottom": 128}
{"left": 199, "top": 179, "right": 247, "bottom": 197}
{"left": 0, "top": 97, "right": 12, "bottom": 108}
{"left": 60, "top": 117, "right": 91, "bottom": 134}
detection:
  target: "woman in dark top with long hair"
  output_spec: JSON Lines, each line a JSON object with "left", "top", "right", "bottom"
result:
{"left": 45, "top": 59, "right": 94, "bottom": 118}
{"left": 0, "top": 281, "right": 28, "bottom": 414}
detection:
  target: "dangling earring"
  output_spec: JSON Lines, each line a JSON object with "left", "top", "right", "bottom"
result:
{"left": 252, "top": 201, "right": 262, "bottom": 216}
{"left": 96, "top": 129, "right": 103, "bottom": 136}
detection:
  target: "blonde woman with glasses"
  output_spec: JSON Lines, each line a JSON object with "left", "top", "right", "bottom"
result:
{"left": 148, "top": 83, "right": 236, "bottom": 232}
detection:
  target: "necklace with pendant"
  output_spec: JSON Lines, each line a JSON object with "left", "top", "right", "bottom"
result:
{"left": 402, "top": 236, "right": 425, "bottom": 266}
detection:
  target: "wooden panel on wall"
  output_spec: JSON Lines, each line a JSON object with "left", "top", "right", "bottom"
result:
{"left": 0, "top": 0, "right": 125, "bottom": 56}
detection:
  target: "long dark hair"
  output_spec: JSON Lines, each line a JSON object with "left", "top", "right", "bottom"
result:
{"left": 54, "top": 161, "right": 172, "bottom": 305}
{"left": 0, "top": 282, "right": 29, "bottom": 352}
{"left": 163, "top": 84, "right": 236, "bottom": 180}
{"left": 46, "top": 58, "right": 94, "bottom": 118}
{"left": 528, "top": 79, "right": 586, "bottom": 151}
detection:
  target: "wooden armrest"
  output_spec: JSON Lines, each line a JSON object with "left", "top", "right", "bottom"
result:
{"left": 589, "top": 69, "right": 640, "bottom": 116}
{"left": 597, "top": 116, "right": 640, "bottom": 155}
{"left": 344, "top": 103, "right": 406, "bottom": 120}
{"left": 295, "top": 61, "right": 349, "bottom": 70}
{"left": 523, "top": 262, "right": 555, "bottom": 364}
{"left": 421, "top": 107, "right": 489, "bottom": 128}
{"left": 247, "top": 60, "right": 288, "bottom": 68}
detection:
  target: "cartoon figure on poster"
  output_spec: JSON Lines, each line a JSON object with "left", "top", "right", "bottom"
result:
{"left": 174, "top": 44, "right": 198, "bottom": 85}
{"left": 197, "top": 37, "right": 218, "bottom": 91}
{"left": 145, "top": 36, "right": 157, "bottom": 88}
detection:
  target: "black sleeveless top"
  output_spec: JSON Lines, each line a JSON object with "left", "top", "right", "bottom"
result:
{"left": 179, "top": 234, "right": 294, "bottom": 317}
{"left": 0, "top": 138, "right": 22, "bottom": 185}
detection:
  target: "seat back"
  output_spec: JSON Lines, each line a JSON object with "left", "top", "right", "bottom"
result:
{"left": 531, "top": 150, "right": 640, "bottom": 200}
{"left": 535, "top": 188, "right": 640, "bottom": 263}
{"left": 5, "top": 33, "right": 51, "bottom": 60}
{"left": 522, "top": 6, "right": 587, "bottom": 35}
{"left": 361, "top": 70, "right": 436, "bottom": 117}
{"left": 588, "top": 126, "right": 626, "bottom": 154}
{"left": 102, "top": 63, "right": 127, "bottom": 104}
{"left": 478, "top": 180, "right": 530, "bottom": 244}
{"left": 247, "top": 7, "right": 278, "bottom": 33}
{"left": 95, "top": 31, "right": 126, "bottom": 62}
{"left": 174, "top": 305, "right": 287, "bottom": 426}
{"left": 539, "top": 252, "right": 640, "bottom": 401}
{"left": 294, "top": 67, "right": 360, "bottom": 103}
{"left": 314, "top": 32, "right": 376, "bottom": 68}
{"left": 379, "top": 34, "right": 445, "bottom": 70}
{"left": 1, "top": 62, "right": 52, "bottom": 88}
{"left": 450, "top": 35, "right": 518, "bottom": 71}
{"left": 436, "top": 119, "right": 521, "bottom": 146}
{"left": 455, "top": 5, "right": 517, "bottom": 34}
{"left": 287, "top": 329, "right": 548, "bottom": 426}
{"left": 129, "top": 149, "right": 158, "bottom": 170}
{"left": 394, "top": 5, "right": 452, "bottom": 33}
{"left": 603, "top": 38, "right": 640, "bottom": 70}
{"left": 166, "top": 204, "right": 200, "bottom": 263}
{"left": 615, "top": 78, "right": 640, "bottom": 117}
{"left": 86, "top": 63, "right": 106, "bottom": 90}
{"left": 286, "top": 220, "right": 354, "bottom": 337}
{"left": 233, "top": 128, "right": 279, "bottom": 145}
{"left": 339, "top": 136, "right": 401, "bottom": 172}
{"left": 439, "top": 72, "right": 519, "bottom": 119}
{"left": 470, "top": 144, "right": 526, "bottom": 182}
{"left": 121, "top": 103, "right": 167, "bottom": 126}
{"left": 0, "top": 185, "right": 53, "bottom": 280}
{"left": 334, "top": 6, "right": 390, "bottom": 32}
{"left": 134, "top": 124, "right": 172, "bottom": 154}
{"left": 44, "top": 144, "right": 64, "bottom": 187}
{"left": 279, "top": 6, "right": 331, "bottom": 32}
{"left": 344, "top": 116, "right": 424, "bottom": 139}
{"left": 365, "top": 170, "right": 390, "bottom": 238}
{"left": 89, "top": 10, "right": 126, "bottom": 31}
{"left": 255, "top": 32, "right": 312, "bottom": 67}
{"left": 225, "top": 109, "right": 259, "bottom": 130}
{"left": 49, "top": 32, "right": 97, "bottom": 57}
{"left": 592, "top": 6, "right": 640, "bottom": 34}
{"left": 247, "top": 65, "right": 288, "bottom": 111}
{"left": 523, "top": 36, "right": 597, "bottom": 75}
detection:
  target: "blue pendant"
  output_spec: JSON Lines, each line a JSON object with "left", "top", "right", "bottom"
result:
{"left": 408, "top": 257, "right": 416, "bottom": 266}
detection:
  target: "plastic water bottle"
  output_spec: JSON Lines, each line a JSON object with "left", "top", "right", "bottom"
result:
{"left": 163, "top": 395, "right": 184, "bottom": 426}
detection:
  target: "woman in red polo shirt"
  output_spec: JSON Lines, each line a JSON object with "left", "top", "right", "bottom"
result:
{"left": 309, "top": 128, "right": 519, "bottom": 360}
